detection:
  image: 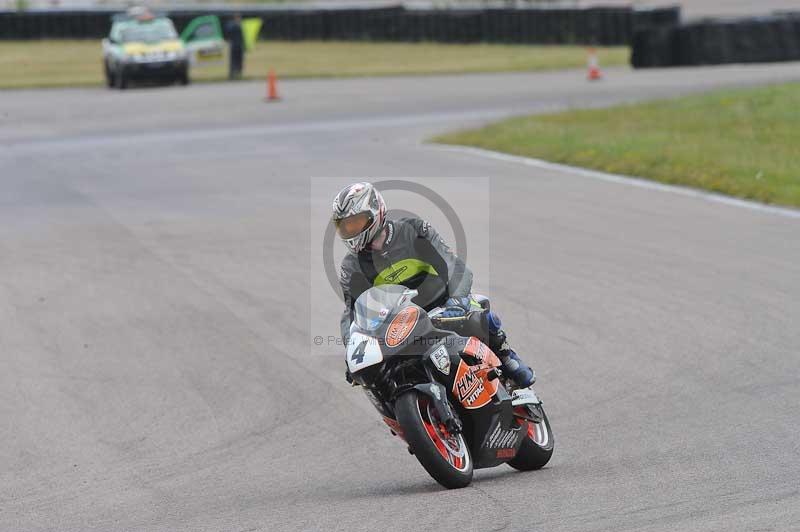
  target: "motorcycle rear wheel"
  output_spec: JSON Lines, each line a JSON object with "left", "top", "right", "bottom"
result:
{"left": 395, "top": 391, "right": 473, "bottom": 489}
{"left": 508, "top": 404, "right": 554, "bottom": 471}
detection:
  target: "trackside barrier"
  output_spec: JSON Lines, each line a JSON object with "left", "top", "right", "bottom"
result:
{"left": 632, "top": 12, "right": 800, "bottom": 67}
{"left": 0, "top": 5, "right": 680, "bottom": 45}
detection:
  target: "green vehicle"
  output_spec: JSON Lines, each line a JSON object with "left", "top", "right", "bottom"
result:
{"left": 102, "top": 8, "right": 225, "bottom": 89}
{"left": 180, "top": 15, "right": 226, "bottom": 67}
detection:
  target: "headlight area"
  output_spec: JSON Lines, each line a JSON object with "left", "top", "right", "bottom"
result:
{"left": 123, "top": 51, "right": 187, "bottom": 65}
{"left": 117, "top": 51, "right": 189, "bottom": 83}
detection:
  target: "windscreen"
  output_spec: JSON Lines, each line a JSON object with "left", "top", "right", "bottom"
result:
{"left": 121, "top": 20, "right": 178, "bottom": 43}
{"left": 353, "top": 285, "right": 416, "bottom": 332}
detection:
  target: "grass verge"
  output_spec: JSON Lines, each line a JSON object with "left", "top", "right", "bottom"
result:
{"left": 0, "top": 40, "right": 628, "bottom": 89}
{"left": 435, "top": 83, "right": 800, "bottom": 208}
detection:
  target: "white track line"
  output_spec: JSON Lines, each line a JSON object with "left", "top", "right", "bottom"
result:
{"left": 435, "top": 144, "right": 800, "bottom": 220}
{"left": 2, "top": 109, "right": 519, "bottom": 154}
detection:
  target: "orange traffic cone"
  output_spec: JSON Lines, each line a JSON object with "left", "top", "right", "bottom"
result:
{"left": 587, "top": 48, "right": 602, "bottom": 81}
{"left": 265, "top": 69, "right": 280, "bottom": 102}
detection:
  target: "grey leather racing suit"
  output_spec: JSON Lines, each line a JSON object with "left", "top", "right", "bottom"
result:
{"left": 339, "top": 217, "right": 472, "bottom": 343}
{"left": 337, "top": 216, "right": 535, "bottom": 387}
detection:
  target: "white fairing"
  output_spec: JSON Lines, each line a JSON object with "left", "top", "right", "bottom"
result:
{"left": 511, "top": 388, "right": 541, "bottom": 407}
{"left": 346, "top": 332, "right": 384, "bottom": 373}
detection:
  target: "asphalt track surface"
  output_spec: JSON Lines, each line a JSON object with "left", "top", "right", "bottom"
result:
{"left": 2, "top": 64, "right": 800, "bottom": 532}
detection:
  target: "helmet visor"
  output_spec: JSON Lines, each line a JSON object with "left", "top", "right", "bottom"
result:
{"left": 335, "top": 212, "right": 373, "bottom": 239}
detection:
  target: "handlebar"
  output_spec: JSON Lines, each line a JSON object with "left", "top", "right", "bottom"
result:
{"left": 429, "top": 307, "right": 487, "bottom": 338}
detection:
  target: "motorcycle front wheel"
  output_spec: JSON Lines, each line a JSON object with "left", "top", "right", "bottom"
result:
{"left": 395, "top": 390, "right": 473, "bottom": 489}
{"left": 508, "top": 404, "right": 554, "bottom": 471}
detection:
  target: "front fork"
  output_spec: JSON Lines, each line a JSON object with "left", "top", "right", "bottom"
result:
{"left": 408, "top": 381, "right": 463, "bottom": 434}
{"left": 393, "top": 363, "right": 463, "bottom": 434}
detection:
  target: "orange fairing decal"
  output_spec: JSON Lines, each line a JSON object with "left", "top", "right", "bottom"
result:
{"left": 385, "top": 306, "right": 419, "bottom": 347}
{"left": 452, "top": 358, "right": 499, "bottom": 410}
{"left": 463, "top": 337, "right": 502, "bottom": 368}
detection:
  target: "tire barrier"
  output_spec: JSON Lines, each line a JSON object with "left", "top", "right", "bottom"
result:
{"left": 632, "top": 13, "right": 800, "bottom": 67}
{"left": 0, "top": 5, "right": 680, "bottom": 45}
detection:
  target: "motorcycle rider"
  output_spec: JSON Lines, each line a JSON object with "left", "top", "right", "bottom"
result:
{"left": 333, "top": 182, "right": 535, "bottom": 388}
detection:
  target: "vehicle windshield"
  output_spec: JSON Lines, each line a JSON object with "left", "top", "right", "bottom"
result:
{"left": 120, "top": 20, "right": 177, "bottom": 43}
{"left": 354, "top": 285, "right": 418, "bottom": 331}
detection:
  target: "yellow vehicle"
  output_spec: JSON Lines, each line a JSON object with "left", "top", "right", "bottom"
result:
{"left": 102, "top": 9, "right": 257, "bottom": 89}
{"left": 102, "top": 9, "right": 189, "bottom": 89}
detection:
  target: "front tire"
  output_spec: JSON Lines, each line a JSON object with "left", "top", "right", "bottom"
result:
{"left": 508, "top": 404, "right": 554, "bottom": 471}
{"left": 395, "top": 391, "right": 473, "bottom": 489}
{"left": 104, "top": 60, "right": 114, "bottom": 88}
{"left": 178, "top": 67, "right": 190, "bottom": 86}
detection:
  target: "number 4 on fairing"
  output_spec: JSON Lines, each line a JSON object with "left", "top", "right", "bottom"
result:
{"left": 351, "top": 340, "right": 367, "bottom": 365}
{"left": 345, "top": 332, "right": 383, "bottom": 373}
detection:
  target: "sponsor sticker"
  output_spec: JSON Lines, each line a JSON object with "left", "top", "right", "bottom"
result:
{"left": 455, "top": 369, "right": 484, "bottom": 405}
{"left": 464, "top": 337, "right": 489, "bottom": 362}
{"left": 420, "top": 220, "right": 430, "bottom": 236}
{"left": 485, "top": 422, "right": 520, "bottom": 449}
{"left": 451, "top": 360, "right": 498, "bottom": 410}
{"left": 511, "top": 388, "right": 541, "bottom": 406}
{"left": 430, "top": 345, "right": 451, "bottom": 375}
{"left": 463, "top": 337, "right": 502, "bottom": 369}
{"left": 496, "top": 448, "right": 516, "bottom": 459}
{"left": 383, "top": 266, "right": 409, "bottom": 283}
{"left": 385, "top": 306, "right": 419, "bottom": 347}
{"left": 384, "top": 221, "right": 395, "bottom": 246}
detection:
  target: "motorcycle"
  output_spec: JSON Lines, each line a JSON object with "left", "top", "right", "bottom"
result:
{"left": 346, "top": 284, "right": 554, "bottom": 489}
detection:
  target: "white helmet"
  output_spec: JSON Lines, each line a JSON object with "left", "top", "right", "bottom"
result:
{"left": 332, "top": 182, "right": 386, "bottom": 254}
